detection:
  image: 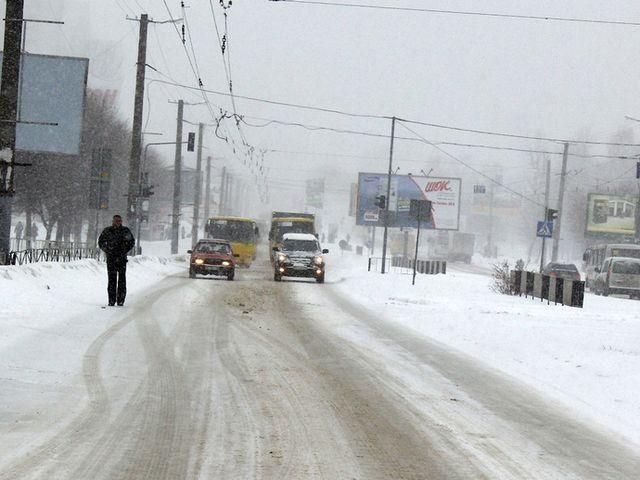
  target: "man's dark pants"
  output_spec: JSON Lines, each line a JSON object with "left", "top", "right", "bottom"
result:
{"left": 107, "top": 257, "right": 127, "bottom": 305}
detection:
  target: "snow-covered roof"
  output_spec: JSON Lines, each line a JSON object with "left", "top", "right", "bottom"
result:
{"left": 282, "top": 233, "right": 318, "bottom": 241}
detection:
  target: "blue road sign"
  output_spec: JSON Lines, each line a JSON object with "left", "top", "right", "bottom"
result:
{"left": 537, "top": 221, "right": 554, "bottom": 238}
{"left": 637, "top": 161, "right": 640, "bottom": 179}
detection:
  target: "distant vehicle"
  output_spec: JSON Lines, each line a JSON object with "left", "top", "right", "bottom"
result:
{"left": 591, "top": 257, "right": 640, "bottom": 299}
{"left": 187, "top": 239, "right": 239, "bottom": 280}
{"left": 269, "top": 211, "right": 316, "bottom": 261}
{"left": 273, "top": 232, "right": 328, "bottom": 283}
{"left": 542, "top": 262, "right": 581, "bottom": 282}
{"left": 429, "top": 231, "right": 475, "bottom": 264}
{"left": 449, "top": 232, "right": 475, "bottom": 263}
{"left": 206, "top": 216, "right": 259, "bottom": 267}
{"left": 583, "top": 243, "right": 640, "bottom": 288}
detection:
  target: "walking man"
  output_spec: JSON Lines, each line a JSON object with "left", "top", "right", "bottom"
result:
{"left": 98, "top": 215, "right": 135, "bottom": 306}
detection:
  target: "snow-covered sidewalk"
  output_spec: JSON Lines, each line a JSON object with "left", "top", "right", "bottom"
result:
{"left": 329, "top": 252, "right": 640, "bottom": 448}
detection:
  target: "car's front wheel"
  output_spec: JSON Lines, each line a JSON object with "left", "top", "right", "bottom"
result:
{"left": 189, "top": 267, "right": 196, "bottom": 279}
{"left": 274, "top": 271, "right": 282, "bottom": 282}
{"left": 227, "top": 270, "right": 235, "bottom": 281}
{"left": 316, "top": 274, "right": 325, "bottom": 284}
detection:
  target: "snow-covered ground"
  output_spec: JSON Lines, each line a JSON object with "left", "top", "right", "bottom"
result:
{"left": 329, "top": 250, "right": 640, "bottom": 448}
{"left": 2, "top": 243, "right": 640, "bottom": 452}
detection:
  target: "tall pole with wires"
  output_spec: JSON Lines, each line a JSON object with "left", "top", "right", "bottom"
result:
{"left": 191, "top": 122, "right": 204, "bottom": 247}
{"left": 0, "top": 0, "right": 24, "bottom": 259}
{"left": 127, "top": 14, "right": 149, "bottom": 235}
{"left": 380, "top": 116, "right": 396, "bottom": 274}
{"left": 552, "top": 142, "right": 569, "bottom": 262}
{"left": 171, "top": 100, "right": 184, "bottom": 255}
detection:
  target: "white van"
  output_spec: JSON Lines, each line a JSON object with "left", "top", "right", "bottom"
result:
{"left": 592, "top": 257, "right": 640, "bottom": 299}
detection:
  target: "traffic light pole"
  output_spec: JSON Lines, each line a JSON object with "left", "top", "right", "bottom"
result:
{"left": 381, "top": 116, "right": 396, "bottom": 274}
{"left": 540, "top": 158, "right": 551, "bottom": 272}
{"left": 134, "top": 140, "right": 186, "bottom": 255}
{"left": 191, "top": 122, "right": 204, "bottom": 247}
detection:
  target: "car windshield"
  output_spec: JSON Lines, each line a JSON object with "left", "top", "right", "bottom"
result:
{"left": 612, "top": 261, "right": 640, "bottom": 275}
{"left": 196, "top": 242, "right": 230, "bottom": 254}
{"left": 609, "top": 248, "right": 640, "bottom": 260}
{"left": 274, "top": 222, "right": 315, "bottom": 240}
{"left": 208, "top": 220, "right": 255, "bottom": 242}
{"left": 282, "top": 239, "right": 319, "bottom": 252}
{"left": 549, "top": 264, "right": 578, "bottom": 272}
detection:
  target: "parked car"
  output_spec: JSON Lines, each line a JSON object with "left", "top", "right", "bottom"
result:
{"left": 592, "top": 257, "right": 640, "bottom": 298}
{"left": 273, "top": 233, "right": 328, "bottom": 283}
{"left": 542, "top": 262, "right": 581, "bottom": 281}
{"left": 187, "top": 239, "right": 239, "bottom": 280}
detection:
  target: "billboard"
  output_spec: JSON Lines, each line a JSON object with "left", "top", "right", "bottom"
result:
{"left": 356, "top": 172, "right": 461, "bottom": 230}
{"left": 305, "top": 178, "right": 324, "bottom": 208}
{"left": 586, "top": 193, "right": 637, "bottom": 236}
{"left": 0, "top": 52, "right": 89, "bottom": 155}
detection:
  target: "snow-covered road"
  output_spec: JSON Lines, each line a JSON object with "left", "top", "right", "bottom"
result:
{"left": 1, "top": 253, "right": 640, "bottom": 478}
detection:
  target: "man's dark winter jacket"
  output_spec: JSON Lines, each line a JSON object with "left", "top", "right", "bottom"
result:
{"left": 98, "top": 226, "right": 135, "bottom": 260}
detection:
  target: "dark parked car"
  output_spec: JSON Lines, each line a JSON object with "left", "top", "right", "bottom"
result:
{"left": 542, "top": 262, "right": 581, "bottom": 281}
{"left": 187, "top": 239, "right": 239, "bottom": 280}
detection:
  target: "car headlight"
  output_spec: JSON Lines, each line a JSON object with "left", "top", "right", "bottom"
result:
{"left": 278, "top": 254, "right": 287, "bottom": 262}
{"left": 314, "top": 256, "right": 324, "bottom": 265}
{"left": 194, "top": 258, "right": 204, "bottom": 265}
{"left": 222, "top": 261, "right": 230, "bottom": 266}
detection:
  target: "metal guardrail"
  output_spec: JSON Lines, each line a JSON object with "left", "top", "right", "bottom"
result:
{"left": 1, "top": 247, "right": 102, "bottom": 266}
{"left": 510, "top": 270, "right": 585, "bottom": 308}
{"left": 392, "top": 256, "right": 447, "bottom": 275}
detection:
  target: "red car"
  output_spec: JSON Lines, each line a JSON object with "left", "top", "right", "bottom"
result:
{"left": 188, "top": 239, "right": 238, "bottom": 280}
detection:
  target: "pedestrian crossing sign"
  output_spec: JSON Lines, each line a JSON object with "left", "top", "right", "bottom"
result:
{"left": 536, "top": 221, "right": 553, "bottom": 238}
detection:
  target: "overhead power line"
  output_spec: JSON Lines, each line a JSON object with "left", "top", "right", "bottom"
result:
{"left": 270, "top": 0, "right": 640, "bottom": 27}
{"left": 397, "top": 117, "right": 640, "bottom": 147}
{"left": 238, "top": 114, "right": 638, "bottom": 160}
{"left": 397, "top": 120, "right": 545, "bottom": 208}
{"left": 149, "top": 77, "right": 640, "bottom": 148}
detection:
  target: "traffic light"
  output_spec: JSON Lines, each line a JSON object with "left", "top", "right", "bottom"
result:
{"left": 545, "top": 208, "right": 558, "bottom": 221}
{"left": 142, "top": 185, "right": 155, "bottom": 197}
{"left": 374, "top": 194, "right": 386, "bottom": 209}
{"left": 187, "top": 132, "right": 195, "bottom": 152}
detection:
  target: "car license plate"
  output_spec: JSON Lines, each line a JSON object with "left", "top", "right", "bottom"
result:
{"left": 293, "top": 262, "right": 305, "bottom": 268}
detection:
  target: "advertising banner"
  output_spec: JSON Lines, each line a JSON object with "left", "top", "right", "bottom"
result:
{"left": 305, "top": 178, "right": 325, "bottom": 208}
{"left": 586, "top": 193, "right": 637, "bottom": 236}
{"left": 356, "top": 172, "right": 461, "bottom": 230}
{"left": 0, "top": 53, "right": 89, "bottom": 155}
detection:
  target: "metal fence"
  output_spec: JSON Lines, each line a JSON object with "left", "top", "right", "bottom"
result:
{"left": 1, "top": 247, "right": 101, "bottom": 266}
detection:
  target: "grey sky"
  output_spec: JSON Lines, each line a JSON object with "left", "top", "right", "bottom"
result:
{"left": 3, "top": 0, "right": 640, "bottom": 219}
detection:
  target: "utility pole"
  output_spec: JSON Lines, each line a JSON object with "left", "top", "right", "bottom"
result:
{"left": 219, "top": 165, "right": 226, "bottom": 215}
{"left": 380, "top": 116, "right": 396, "bottom": 274}
{"left": 0, "top": 0, "right": 24, "bottom": 259}
{"left": 203, "top": 155, "right": 211, "bottom": 233}
{"left": 487, "top": 181, "right": 495, "bottom": 257}
{"left": 127, "top": 14, "right": 149, "bottom": 234}
{"left": 540, "top": 158, "right": 551, "bottom": 272}
{"left": 190, "top": 123, "right": 204, "bottom": 247}
{"left": 170, "top": 100, "right": 184, "bottom": 255}
{"left": 552, "top": 142, "right": 569, "bottom": 262}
